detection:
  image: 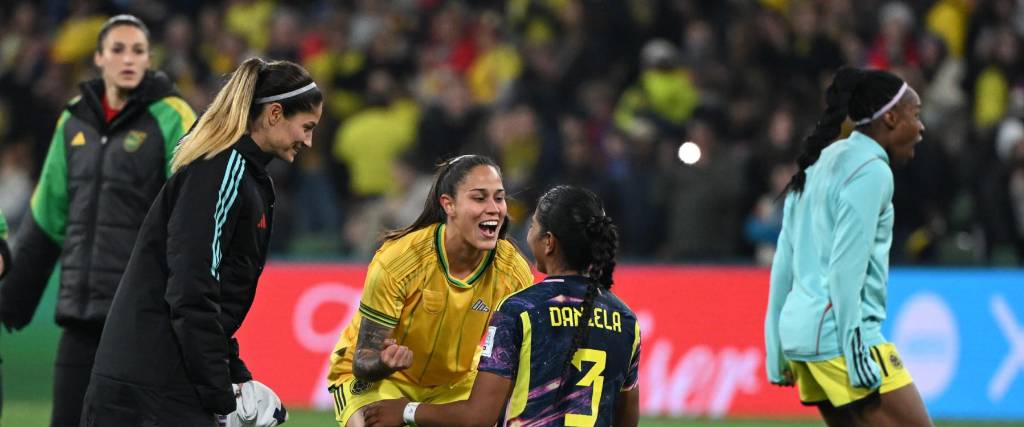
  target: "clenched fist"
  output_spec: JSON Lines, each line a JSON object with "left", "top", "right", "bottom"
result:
{"left": 380, "top": 338, "right": 413, "bottom": 370}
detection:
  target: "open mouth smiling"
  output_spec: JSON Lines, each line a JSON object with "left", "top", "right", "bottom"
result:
{"left": 479, "top": 220, "right": 499, "bottom": 238}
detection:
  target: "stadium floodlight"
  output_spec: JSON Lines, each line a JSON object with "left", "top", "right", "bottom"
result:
{"left": 678, "top": 141, "right": 701, "bottom": 165}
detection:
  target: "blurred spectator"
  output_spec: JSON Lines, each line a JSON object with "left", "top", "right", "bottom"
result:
{"left": 978, "top": 117, "right": 1024, "bottom": 264}
{"left": 349, "top": 0, "right": 389, "bottom": 51}
{"left": 305, "top": 9, "right": 369, "bottom": 121}
{"left": 0, "top": 2, "right": 41, "bottom": 75}
{"left": 479, "top": 103, "right": 541, "bottom": 194}
{"left": 891, "top": 121, "right": 955, "bottom": 264}
{"left": 225, "top": 0, "right": 274, "bottom": 53}
{"left": 290, "top": 146, "right": 343, "bottom": 255}
{"left": 0, "top": 141, "right": 32, "bottom": 227}
{"left": 1010, "top": 132, "right": 1024, "bottom": 261}
{"left": 606, "top": 125, "right": 664, "bottom": 257}
{"left": 546, "top": 114, "right": 623, "bottom": 226}
{"left": 970, "top": 25, "right": 1020, "bottom": 131}
{"left": 343, "top": 154, "right": 432, "bottom": 259}
{"left": 0, "top": 2, "right": 60, "bottom": 174}
{"left": 745, "top": 162, "right": 795, "bottom": 266}
{"left": 747, "top": 107, "right": 798, "bottom": 204}
{"left": 412, "top": 71, "right": 481, "bottom": 173}
{"left": 266, "top": 7, "right": 301, "bottom": 62}
{"left": 787, "top": 1, "right": 844, "bottom": 101}
{"left": 919, "top": 33, "right": 967, "bottom": 157}
{"left": 421, "top": 2, "right": 475, "bottom": 74}
{"left": 0, "top": 0, "right": 1020, "bottom": 265}
{"left": 657, "top": 119, "right": 746, "bottom": 260}
{"left": 364, "top": 17, "right": 414, "bottom": 80}
{"left": 615, "top": 39, "right": 699, "bottom": 139}
{"left": 466, "top": 11, "right": 520, "bottom": 105}
{"left": 333, "top": 69, "right": 419, "bottom": 199}
{"left": 868, "top": 2, "right": 919, "bottom": 70}
{"left": 926, "top": 0, "right": 972, "bottom": 59}
{"left": 155, "top": 14, "right": 210, "bottom": 106}
{"left": 50, "top": 1, "right": 106, "bottom": 66}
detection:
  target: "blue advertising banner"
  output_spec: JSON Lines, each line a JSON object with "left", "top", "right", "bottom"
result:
{"left": 885, "top": 269, "right": 1024, "bottom": 420}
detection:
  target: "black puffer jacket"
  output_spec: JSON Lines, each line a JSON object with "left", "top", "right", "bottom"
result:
{"left": 0, "top": 71, "right": 195, "bottom": 328}
{"left": 91, "top": 135, "right": 275, "bottom": 414}
{"left": 0, "top": 209, "right": 10, "bottom": 281}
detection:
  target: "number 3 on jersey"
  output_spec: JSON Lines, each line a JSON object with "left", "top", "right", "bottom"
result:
{"left": 565, "top": 348, "right": 606, "bottom": 427}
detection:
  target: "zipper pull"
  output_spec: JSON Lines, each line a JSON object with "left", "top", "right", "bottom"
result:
{"left": 101, "top": 135, "right": 108, "bottom": 145}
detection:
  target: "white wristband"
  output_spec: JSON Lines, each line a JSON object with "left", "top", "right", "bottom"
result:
{"left": 403, "top": 401, "right": 421, "bottom": 425}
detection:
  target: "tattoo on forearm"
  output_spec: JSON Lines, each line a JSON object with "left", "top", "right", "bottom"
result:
{"left": 353, "top": 319, "right": 395, "bottom": 381}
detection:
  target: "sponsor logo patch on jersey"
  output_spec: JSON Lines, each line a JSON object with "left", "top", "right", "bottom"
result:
{"left": 481, "top": 326, "right": 497, "bottom": 358}
{"left": 70, "top": 132, "right": 86, "bottom": 146}
{"left": 471, "top": 298, "right": 490, "bottom": 313}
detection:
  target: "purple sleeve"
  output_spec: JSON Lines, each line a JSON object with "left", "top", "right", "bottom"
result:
{"left": 478, "top": 303, "right": 522, "bottom": 379}
{"left": 623, "top": 328, "right": 641, "bottom": 390}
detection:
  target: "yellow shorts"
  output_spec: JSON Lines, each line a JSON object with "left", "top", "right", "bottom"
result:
{"left": 789, "top": 342, "right": 914, "bottom": 408}
{"left": 328, "top": 373, "right": 475, "bottom": 426}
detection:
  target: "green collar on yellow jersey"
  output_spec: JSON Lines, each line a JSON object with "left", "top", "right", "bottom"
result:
{"left": 434, "top": 223, "right": 496, "bottom": 288}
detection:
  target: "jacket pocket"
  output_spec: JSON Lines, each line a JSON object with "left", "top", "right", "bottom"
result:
{"left": 815, "top": 302, "right": 833, "bottom": 356}
{"left": 421, "top": 289, "right": 445, "bottom": 314}
{"left": 779, "top": 298, "right": 831, "bottom": 357}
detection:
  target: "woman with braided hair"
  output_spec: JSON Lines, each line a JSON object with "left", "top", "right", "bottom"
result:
{"left": 764, "top": 67, "right": 933, "bottom": 426}
{"left": 325, "top": 154, "right": 533, "bottom": 427}
{"left": 364, "top": 185, "right": 640, "bottom": 427}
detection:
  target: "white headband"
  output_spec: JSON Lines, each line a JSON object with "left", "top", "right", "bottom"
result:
{"left": 255, "top": 82, "right": 318, "bottom": 104}
{"left": 853, "top": 82, "right": 908, "bottom": 126}
{"left": 447, "top": 154, "right": 473, "bottom": 166}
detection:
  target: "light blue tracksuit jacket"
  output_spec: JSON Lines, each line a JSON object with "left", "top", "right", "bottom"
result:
{"left": 764, "top": 131, "right": 894, "bottom": 390}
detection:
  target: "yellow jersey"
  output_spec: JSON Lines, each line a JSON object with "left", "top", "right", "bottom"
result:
{"left": 328, "top": 223, "right": 534, "bottom": 387}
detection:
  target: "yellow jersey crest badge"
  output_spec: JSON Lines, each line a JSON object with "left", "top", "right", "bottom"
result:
{"left": 889, "top": 352, "right": 904, "bottom": 370}
{"left": 350, "top": 379, "right": 372, "bottom": 395}
{"left": 124, "top": 130, "right": 147, "bottom": 152}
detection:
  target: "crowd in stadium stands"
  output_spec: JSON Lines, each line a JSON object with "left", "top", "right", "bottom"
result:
{"left": 0, "top": 0, "right": 1022, "bottom": 265}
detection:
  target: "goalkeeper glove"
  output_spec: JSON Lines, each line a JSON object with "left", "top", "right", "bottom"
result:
{"left": 218, "top": 380, "right": 288, "bottom": 427}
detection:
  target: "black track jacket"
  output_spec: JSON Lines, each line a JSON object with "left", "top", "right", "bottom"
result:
{"left": 91, "top": 135, "right": 275, "bottom": 414}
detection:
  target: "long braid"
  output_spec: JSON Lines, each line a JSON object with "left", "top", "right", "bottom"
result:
{"left": 557, "top": 214, "right": 619, "bottom": 400}
{"left": 784, "top": 67, "right": 906, "bottom": 196}
{"left": 533, "top": 186, "right": 620, "bottom": 404}
{"left": 785, "top": 67, "right": 864, "bottom": 195}
{"left": 556, "top": 279, "right": 600, "bottom": 400}
{"left": 584, "top": 216, "right": 617, "bottom": 290}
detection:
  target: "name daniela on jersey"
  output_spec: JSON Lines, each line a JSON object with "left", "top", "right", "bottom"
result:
{"left": 549, "top": 306, "right": 623, "bottom": 332}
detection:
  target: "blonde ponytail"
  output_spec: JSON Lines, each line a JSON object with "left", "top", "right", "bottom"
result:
{"left": 171, "top": 58, "right": 263, "bottom": 172}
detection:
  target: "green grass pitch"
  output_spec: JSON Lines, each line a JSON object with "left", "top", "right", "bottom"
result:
{"left": 5, "top": 400, "right": 1022, "bottom": 426}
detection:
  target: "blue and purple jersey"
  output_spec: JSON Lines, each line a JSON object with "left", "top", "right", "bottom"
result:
{"left": 478, "top": 275, "right": 641, "bottom": 427}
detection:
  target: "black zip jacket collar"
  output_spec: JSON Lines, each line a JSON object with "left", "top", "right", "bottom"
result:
{"left": 235, "top": 134, "right": 275, "bottom": 173}
{"left": 73, "top": 70, "right": 178, "bottom": 133}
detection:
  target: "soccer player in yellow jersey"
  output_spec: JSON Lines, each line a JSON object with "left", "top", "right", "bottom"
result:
{"left": 327, "top": 154, "right": 534, "bottom": 426}
{"left": 363, "top": 186, "right": 640, "bottom": 427}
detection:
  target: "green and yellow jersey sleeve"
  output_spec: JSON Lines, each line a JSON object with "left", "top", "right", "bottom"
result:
{"left": 149, "top": 95, "right": 197, "bottom": 177}
{"left": 0, "top": 208, "right": 8, "bottom": 240}
{"left": 357, "top": 259, "right": 405, "bottom": 329}
{"left": 31, "top": 110, "right": 72, "bottom": 245}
